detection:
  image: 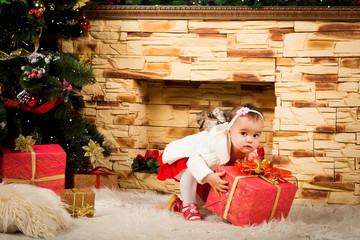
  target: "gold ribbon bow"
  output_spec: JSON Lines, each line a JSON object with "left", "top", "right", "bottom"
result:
{"left": 72, "top": 188, "right": 95, "bottom": 217}
{"left": 74, "top": 203, "right": 95, "bottom": 217}
{"left": 14, "top": 134, "right": 36, "bottom": 152}
{"left": 83, "top": 139, "right": 105, "bottom": 164}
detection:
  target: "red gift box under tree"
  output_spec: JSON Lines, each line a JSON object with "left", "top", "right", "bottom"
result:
{"left": 0, "top": 144, "right": 66, "bottom": 195}
{"left": 205, "top": 165, "right": 297, "bottom": 227}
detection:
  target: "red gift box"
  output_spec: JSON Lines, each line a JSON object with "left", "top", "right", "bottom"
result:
{"left": 205, "top": 166, "right": 297, "bottom": 227}
{"left": 0, "top": 144, "right": 66, "bottom": 195}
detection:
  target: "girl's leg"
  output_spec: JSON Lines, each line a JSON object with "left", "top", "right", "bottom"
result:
{"left": 178, "top": 168, "right": 204, "bottom": 221}
{"left": 179, "top": 168, "right": 197, "bottom": 206}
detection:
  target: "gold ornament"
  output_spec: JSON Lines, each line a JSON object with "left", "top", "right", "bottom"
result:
{"left": 82, "top": 139, "right": 104, "bottom": 164}
{"left": 14, "top": 134, "right": 36, "bottom": 152}
{"left": 72, "top": 0, "right": 89, "bottom": 10}
{"left": 80, "top": 53, "right": 92, "bottom": 66}
{"left": 34, "top": 0, "right": 46, "bottom": 13}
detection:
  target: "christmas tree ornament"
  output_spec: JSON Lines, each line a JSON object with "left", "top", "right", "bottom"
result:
{"left": 28, "top": 0, "right": 45, "bottom": 18}
{"left": 34, "top": 0, "right": 46, "bottom": 13}
{"left": 83, "top": 139, "right": 105, "bottom": 164}
{"left": 77, "top": 17, "right": 90, "bottom": 31}
{"left": 26, "top": 95, "right": 38, "bottom": 108}
{"left": 22, "top": 66, "right": 44, "bottom": 81}
{"left": 17, "top": 90, "right": 30, "bottom": 103}
{"left": 80, "top": 53, "right": 92, "bottom": 66}
{"left": 0, "top": 83, "right": 2, "bottom": 95}
{"left": 72, "top": 0, "right": 89, "bottom": 10}
{"left": 14, "top": 134, "right": 36, "bottom": 152}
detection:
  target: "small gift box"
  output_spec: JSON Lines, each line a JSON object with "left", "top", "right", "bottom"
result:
{"left": 66, "top": 167, "right": 119, "bottom": 189}
{"left": 0, "top": 144, "right": 66, "bottom": 195}
{"left": 205, "top": 165, "right": 297, "bottom": 227}
{"left": 60, "top": 188, "right": 95, "bottom": 217}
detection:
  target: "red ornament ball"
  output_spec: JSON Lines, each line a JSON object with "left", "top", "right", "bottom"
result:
{"left": 27, "top": 95, "right": 38, "bottom": 107}
{"left": 78, "top": 18, "right": 90, "bottom": 31}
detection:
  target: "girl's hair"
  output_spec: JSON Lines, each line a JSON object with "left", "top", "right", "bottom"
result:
{"left": 229, "top": 103, "right": 264, "bottom": 122}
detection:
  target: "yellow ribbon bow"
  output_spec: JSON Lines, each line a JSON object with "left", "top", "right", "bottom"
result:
{"left": 14, "top": 134, "right": 36, "bottom": 152}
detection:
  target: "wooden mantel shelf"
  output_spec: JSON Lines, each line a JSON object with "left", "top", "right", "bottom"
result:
{"left": 85, "top": 5, "right": 360, "bottom": 21}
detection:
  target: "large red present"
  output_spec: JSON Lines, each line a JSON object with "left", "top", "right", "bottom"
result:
{"left": 205, "top": 166, "right": 297, "bottom": 227}
{"left": 0, "top": 144, "right": 66, "bottom": 195}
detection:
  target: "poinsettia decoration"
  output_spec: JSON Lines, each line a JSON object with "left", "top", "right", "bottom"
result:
{"left": 131, "top": 149, "right": 160, "bottom": 173}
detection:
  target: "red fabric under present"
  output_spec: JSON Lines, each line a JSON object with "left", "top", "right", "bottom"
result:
{"left": 157, "top": 153, "right": 210, "bottom": 202}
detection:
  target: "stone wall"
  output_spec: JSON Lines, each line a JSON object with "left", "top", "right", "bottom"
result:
{"left": 61, "top": 14, "right": 360, "bottom": 204}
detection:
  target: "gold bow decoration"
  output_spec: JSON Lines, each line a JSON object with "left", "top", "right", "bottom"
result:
{"left": 74, "top": 203, "right": 95, "bottom": 217}
{"left": 80, "top": 53, "right": 92, "bottom": 67}
{"left": 253, "top": 159, "right": 271, "bottom": 174}
{"left": 82, "top": 139, "right": 105, "bottom": 164}
{"left": 14, "top": 134, "right": 36, "bottom": 152}
{"left": 72, "top": 0, "right": 89, "bottom": 10}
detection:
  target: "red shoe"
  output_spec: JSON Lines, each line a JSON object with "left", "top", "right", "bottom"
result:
{"left": 181, "top": 204, "right": 204, "bottom": 221}
{"left": 167, "top": 194, "right": 183, "bottom": 212}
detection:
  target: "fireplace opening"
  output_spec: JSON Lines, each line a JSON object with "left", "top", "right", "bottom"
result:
{"left": 129, "top": 80, "right": 275, "bottom": 160}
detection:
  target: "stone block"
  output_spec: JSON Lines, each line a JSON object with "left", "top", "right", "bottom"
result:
{"left": 174, "top": 38, "right": 227, "bottom": 47}
{"left": 110, "top": 57, "right": 145, "bottom": 70}
{"left": 334, "top": 41, "right": 360, "bottom": 55}
{"left": 299, "top": 189, "right": 330, "bottom": 200}
{"left": 139, "top": 20, "right": 187, "bottom": 33}
{"left": 328, "top": 192, "right": 360, "bottom": 205}
{"left": 355, "top": 183, "right": 360, "bottom": 195}
{"left": 290, "top": 157, "right": 325, "bottom": 175}
{"left": 121, "top": 20, "right": 140, "bottom": 32}
{"left": 227, "top": 49, "right": 276, "bottom": 57}
{"left": 115, "top": 137, "right": 135, "bottom": 148}
{"left": 334, "top": 133, "right": 356, "bottom": 143}
{"left": 284, "top": 33, "right": 307, "bottom": 51}
{"left": 275, "top": 106, "right": 335, "bottom": 132}
{"left": 168, "top": 62, "right": 191, "bottom": 80}
{"left": 166, "top": 127, "right": 199, "bottom": 139}
{"left": 146, "top": 105, "right": 189, "bottom": 127}
{"left": 73, "top": 40, "right": 99, "bottom": 54}
{"left": 189, "top": 20, "right": 244, "bottom": 30}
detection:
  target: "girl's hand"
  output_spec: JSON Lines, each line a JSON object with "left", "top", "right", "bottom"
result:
{"left": 203, "top": 171, "right": 229, "bottom": 196}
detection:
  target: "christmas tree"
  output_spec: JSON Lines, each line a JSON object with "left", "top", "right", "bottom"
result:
{"left": 0, "top": 0, "right": 111, "bottom": 173}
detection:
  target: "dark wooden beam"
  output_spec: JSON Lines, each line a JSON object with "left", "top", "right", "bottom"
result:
{"left": 85, "top": 6, "right": 360, "bottom": 21}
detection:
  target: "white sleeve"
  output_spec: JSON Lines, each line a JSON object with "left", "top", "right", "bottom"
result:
{"left": 186, "top": 153, "right": 214, "bottom": 184}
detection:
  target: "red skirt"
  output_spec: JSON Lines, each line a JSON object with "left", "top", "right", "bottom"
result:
{"left": 157, "top": 153, "right": 188, "bottom": 181}
{"left": 157, "top": 153, "right": 210, "bottom": 202}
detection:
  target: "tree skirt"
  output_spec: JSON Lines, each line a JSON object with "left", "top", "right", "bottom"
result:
{"left": 2, "top": 188, "right": 359, "bottom": 240}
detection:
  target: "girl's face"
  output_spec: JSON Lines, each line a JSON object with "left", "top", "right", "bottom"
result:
{"left": 228, "top": 116, "right": 263, "bottom": 157}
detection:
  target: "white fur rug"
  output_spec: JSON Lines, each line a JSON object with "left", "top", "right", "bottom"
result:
{"left": 1, "top": 188, "right": 360, "bottom": 240}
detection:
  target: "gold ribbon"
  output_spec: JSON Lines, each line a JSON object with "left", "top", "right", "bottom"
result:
{"left": 223, "top": 175, "right": 281, "bottom": 222}
{"left": 0, "top": 150, "right": 65, "bottom": 184}
{"left": 0, "top": 28, "right": 42, "bottom": 61}
{"left": 71, "top": 188, "right": 95, "bottom": 217}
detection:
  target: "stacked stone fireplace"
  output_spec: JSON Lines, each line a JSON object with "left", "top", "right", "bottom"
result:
{"left": 61, "top": 6, "right": 360, "bottom": 205}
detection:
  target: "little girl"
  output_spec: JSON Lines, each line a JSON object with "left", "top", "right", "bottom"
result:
{"left": 157, "top": 103, "right": 264, "bottom": 221}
